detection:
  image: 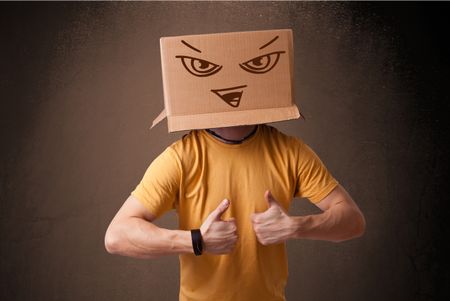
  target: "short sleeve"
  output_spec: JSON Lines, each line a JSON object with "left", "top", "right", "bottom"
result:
{"left": 294, "top": 142, "right": 339, "bottom": 204}
{"left": 130, "top": 146, "right": 181, "bottom": 219}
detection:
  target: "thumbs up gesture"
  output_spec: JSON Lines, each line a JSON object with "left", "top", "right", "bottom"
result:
{"left": 200, "top": 199, "right": 238, "bottom": 254}
{"left": 251, "top": 190, "right": 294, "bottom": 246}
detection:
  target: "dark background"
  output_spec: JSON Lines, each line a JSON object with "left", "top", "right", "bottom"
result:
{"left": 1, "top": 2, "right": 449, "bottom": 300}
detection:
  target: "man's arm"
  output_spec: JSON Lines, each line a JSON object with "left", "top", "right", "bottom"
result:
{"left": 104, "top": 195, "right": 238, "bottom": 259}
{"left": 104, "top": 195, "right": 193, "bottom": 259}
{"left": 251, "top": 185, "right": 366, "bottom": 244}
{"left": 290, "top": 184, "right": 366, "bottom": 242}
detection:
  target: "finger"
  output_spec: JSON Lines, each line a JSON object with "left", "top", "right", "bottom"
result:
{"left": 254, "top": 230, "right": 271, "bottom": 246}
{"left": 214, "top": 238, "right": 237, "bottom": 254}
{"left": 251, "top": 212, "right": 266, "bottom": 224}
{"left": 227, "top": 236, "right": 238, "bottom": 250}
{"left": 223, "top": 243, "right": 237, "bottom": 254}
{"left": 251, "top": 213, "right": 260, "bottom": 223}
{"left": 223, "top": 220, "right": 237, "bottom": 234}
{"left": 264, "top": 190, "right": 276, "bottom": 207}
{"left": 223, "top": 217, "right": 236, "bottom": 223}
{"left": 227, "top": 221, "right": 237, "bottom": 232}
{"left": 259, "top": 238, "right": 270, "bottom": 246}
{"left": 229, "top": 234, "right": 238, "bottom": 243}
{"left": 265, "top": 190, "right": 285, "bottom": 211}
{"left": 208, "top": 199, "right": 230, "bottom": 222}
{"left": 254, "top": 231, "right": 264, "bottom": 245}
{"left": 251, "top": 211, "right": 271, "bottom": 224}
{"left": 216, "top": 221, "right": 237, "bottom": 234}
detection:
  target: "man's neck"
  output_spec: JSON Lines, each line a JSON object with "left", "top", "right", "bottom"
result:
{"left": 208, "top": 125, "right": 258, "bottom": 142}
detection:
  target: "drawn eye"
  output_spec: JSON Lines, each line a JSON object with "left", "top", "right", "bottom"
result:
{"left": 175, "top": 55, "right": 222, "bottom": 77}
{"left": 239, "top": 51, "right": 285, "bottom": 74}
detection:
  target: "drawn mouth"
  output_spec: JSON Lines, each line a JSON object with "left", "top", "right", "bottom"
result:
{"left": 211, "top": 85, "right": 247, "bottom": 108}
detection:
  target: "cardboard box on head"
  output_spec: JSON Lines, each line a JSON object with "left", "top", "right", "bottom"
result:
{"left": 151, "top": 29, "right": 302, "bottom": 132}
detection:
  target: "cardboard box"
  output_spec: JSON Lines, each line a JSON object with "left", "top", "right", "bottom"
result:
{"left": 152, "top": 29, "right": 301, "bottom": 132}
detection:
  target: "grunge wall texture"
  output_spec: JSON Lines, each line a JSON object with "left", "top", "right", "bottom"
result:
{"left": 1, "top": 2, "right": 449, "bottom": 300}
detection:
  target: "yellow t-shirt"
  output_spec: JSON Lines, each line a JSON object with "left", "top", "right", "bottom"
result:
{"left": 131, "top": 124, "right": 338, "bottom": 301}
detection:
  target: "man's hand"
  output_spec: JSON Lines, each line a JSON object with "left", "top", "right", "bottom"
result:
{"left": 200, "top": 199, "right": 238, "bottom": 254}
{"left": 251, "top": 190, "right": 294, "bottom": 246}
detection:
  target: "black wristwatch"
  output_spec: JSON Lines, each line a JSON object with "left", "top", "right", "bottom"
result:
{"left": 191, "top": 229, "right": 203, "bottom": 256}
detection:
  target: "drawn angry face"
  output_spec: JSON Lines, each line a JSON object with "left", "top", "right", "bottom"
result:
{"left": 175, "top": 35, "right": 286, "bottom": 108}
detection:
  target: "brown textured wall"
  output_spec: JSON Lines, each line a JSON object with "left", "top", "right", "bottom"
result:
{"left": 1, "top": 2, "right": 449, "bottom": 301}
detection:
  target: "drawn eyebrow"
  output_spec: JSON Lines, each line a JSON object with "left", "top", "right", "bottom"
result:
{"left": 259, "top": 36, "right": 279, "bottom": 50}
{"left": 181, "top": 40, "right": 202, "bottom": 53}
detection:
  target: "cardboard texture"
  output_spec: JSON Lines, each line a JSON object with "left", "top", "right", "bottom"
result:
{"left": 152, "top": 29, "right": 301, "bottom": 132}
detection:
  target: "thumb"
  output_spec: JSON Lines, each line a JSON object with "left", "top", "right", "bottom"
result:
{"left": 210, "top": 199, "right": 230, "bottom": 221}
{"left": 264, "top": 190, "right": 279, "bottom": 207}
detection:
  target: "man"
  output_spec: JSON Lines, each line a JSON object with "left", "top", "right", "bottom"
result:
{"left": 105, "top": 124, "right": 365, "bottom": 300}
{"left": 105, "top": 29, "right": 365, "bottom": 300}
